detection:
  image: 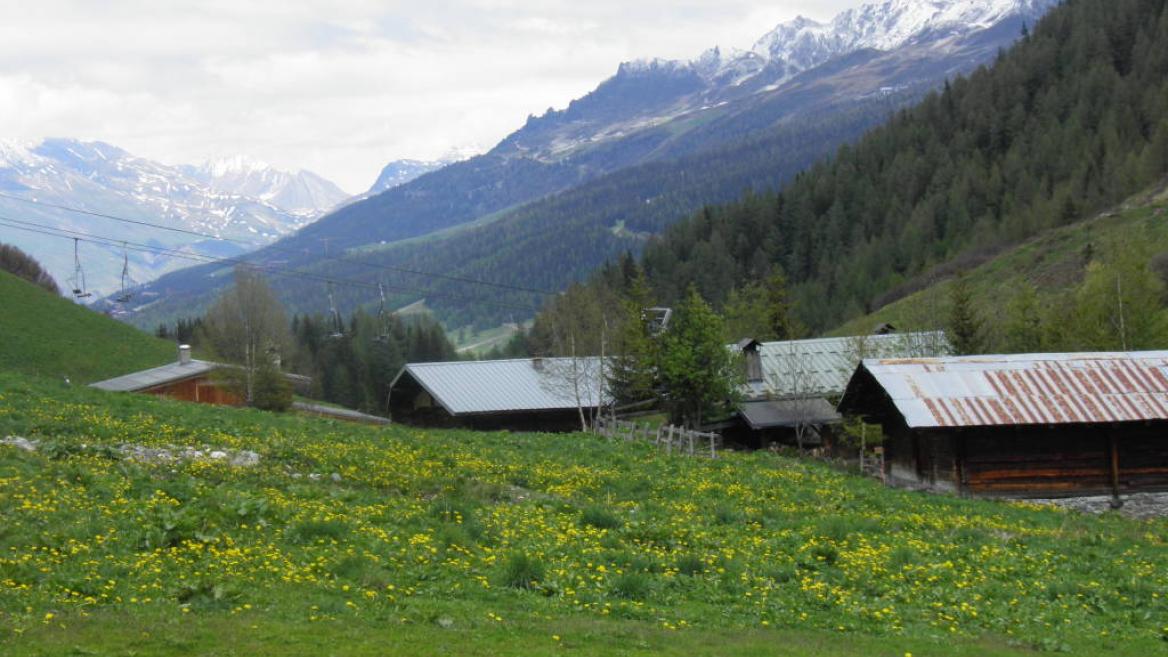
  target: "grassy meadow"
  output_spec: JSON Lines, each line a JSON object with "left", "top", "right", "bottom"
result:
{"left": 0, "top": 372, "right": 1166, "bottom": 655}
{"left": 0, "top": 271, "right": 176, "bottom": 384}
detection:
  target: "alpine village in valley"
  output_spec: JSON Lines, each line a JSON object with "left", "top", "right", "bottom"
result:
{"left": 3, "top": 1, "right": 1168, "bottom": 655}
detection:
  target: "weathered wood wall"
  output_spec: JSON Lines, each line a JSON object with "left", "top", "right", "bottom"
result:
{"left": 884, "top": 422, "right": 1168, "bottom": 498}
{"left": 143, "top": 376, "right": 241, "bottom": 406}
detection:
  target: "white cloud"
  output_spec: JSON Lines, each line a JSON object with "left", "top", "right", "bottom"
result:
{"left": 0, "top": 0, "right": 860, "bottom": 192}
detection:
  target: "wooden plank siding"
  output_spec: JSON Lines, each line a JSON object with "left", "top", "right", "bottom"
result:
{"left": 142, "top": 375, "right": 242, "bottom": 406}
{"left": 885, "top": 424, "right": 1168, "bottom": 498}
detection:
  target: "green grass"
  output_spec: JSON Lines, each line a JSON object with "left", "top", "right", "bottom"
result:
{"left": 0, "top": 270, "right": 176, "bottom": 383}
{"left": 3, "top": 608, "right": 1056, "bottom": 657}
{"left": 833, "top": 188, "right": 1168, "bottom": 337}
{"left": 0, "top": 371, "right": 1165, "bottom": 655}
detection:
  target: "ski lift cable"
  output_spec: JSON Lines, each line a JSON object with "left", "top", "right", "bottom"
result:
{"left": 0, "top": 216, "right": 538, "bottom": 313}
{"left": 0, "top": 215, "right": 540, "bottom": 313}
{"left": 0, "top": 191, "right": 557, "bottom": 296}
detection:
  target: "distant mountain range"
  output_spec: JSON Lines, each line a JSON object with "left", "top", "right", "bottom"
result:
{"left": 182, "top": 154, "right": 349, "bottom": 218}
{"left": 126, "top": 0, "right": 1059, "bottom": 328}
{"left": 0, "top": 139, "right": 349, "bottom": 298}
{"left": 366, "top": 159, "right": 454, "bottom": 196}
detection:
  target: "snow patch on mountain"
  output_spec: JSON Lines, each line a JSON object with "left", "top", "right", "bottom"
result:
{"left": 193, "top": 155, "right": 350, "bottom": 217}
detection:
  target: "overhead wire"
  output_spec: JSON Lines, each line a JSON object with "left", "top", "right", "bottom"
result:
{"left": 0, "top": 191, "right": 557, "bottom": 296}
{"left": 0, "top": 214, "right": 540, "bottom": 313}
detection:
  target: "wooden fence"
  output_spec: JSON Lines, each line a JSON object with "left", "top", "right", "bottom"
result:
{"left": 594, "top": 416, "right": 720, "bottom": 458}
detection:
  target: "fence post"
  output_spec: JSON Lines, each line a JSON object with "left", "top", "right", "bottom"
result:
{"left": 666, "top": 425, "right": 674, "bottom": 455}
{"left": 688, "top": 431, "right": 695, "bottom": 456}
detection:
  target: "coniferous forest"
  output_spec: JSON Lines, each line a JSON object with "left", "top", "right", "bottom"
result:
{"left": 629, "top": 0, "right": 1168, "bottom": 332}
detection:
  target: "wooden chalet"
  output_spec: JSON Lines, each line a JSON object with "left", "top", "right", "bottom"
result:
{"left": 720, "top": 331, "right": 949, "bottom": 448}
{"left": 389, "top": 357, "right": 609, "bottom": 432}
{"left": 838, "top": 352, "right": 1168, "bottom": 498}
{"left": 90, "top": 345, "right": 309, "bottom": 407}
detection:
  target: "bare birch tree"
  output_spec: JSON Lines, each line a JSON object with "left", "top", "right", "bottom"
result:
{"left": 201, "top": 266, "right": 292, "bottom": 403}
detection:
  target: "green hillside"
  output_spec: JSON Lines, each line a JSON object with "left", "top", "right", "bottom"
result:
{"left": 0, "top": 270, "right": 175, "bottom": 383}
{"left": 0, "top": 372, "right": 1165, "bottom": 655}
{"left": 833, "top": 182, "right": 1168, "bottom": 343}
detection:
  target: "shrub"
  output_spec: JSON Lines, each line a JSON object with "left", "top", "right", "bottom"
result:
{"left": 252, "top": 360, "right": 293, "bottom": 412}
{"left": 712, "top": 503, "right": 743, "bottom": 526}
{"left": 580, "top": 506, "right": 622, "bottom": 530}
{"left": 499, "top": 552, "right": 545, "bottom": 590}
{"left": 888, "top": 546, "right": 917, "bottom": 571}
{"left": 286, "top": 519, "right": 350, "bottom": 544}
{"left": 611, "top": 571, "right": 653, "bottom": 599}
{"left": 676, "top": 553, "right": 705, "bottom": 576}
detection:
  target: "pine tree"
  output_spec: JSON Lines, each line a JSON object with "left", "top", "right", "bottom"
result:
{"left": 1002, "top": 283, "right": 1044, "bottom": 353}
{"left": 657, "top": 286, "right": 739, "bottom": 428}
{"left": 947, "top": 275, "right": 984, "bottom": 355}
{"left": 607, "top": 273, "right": 657, "bottom": 406}
{"left": 251, "top": 358, "right": 293, "bottom": 412}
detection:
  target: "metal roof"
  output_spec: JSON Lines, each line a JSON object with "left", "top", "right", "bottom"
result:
{"left": 90, "top": 359, "right": 220, "bottom": 392}
{"left": 741, "top": 331, "right": 950, "bottom": 399}
{"left": 393, "top": 357, "right": 610, "bottom": 416}
{"left": 739, "top": 398, "right": 841, "bottom": 429}
{"left": 847, "top": 351, "right": 1168, "bottom": 428}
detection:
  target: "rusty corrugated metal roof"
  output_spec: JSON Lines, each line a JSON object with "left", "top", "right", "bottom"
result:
{"left": 854, "top": 351, "right": 1168, "bottom": 428}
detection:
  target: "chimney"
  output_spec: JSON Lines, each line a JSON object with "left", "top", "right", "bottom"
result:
{"left": 178, "top": 344, "right": 192, "bottom": 365}
{"left": 532, "top": 357, "right": 544, "bottom": 371}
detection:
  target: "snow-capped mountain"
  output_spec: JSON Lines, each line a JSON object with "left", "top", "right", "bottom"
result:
{"left": 366, "top": 159, "right": 448, "bottom": 196}
{"left": 504, "top": 0, "right": 1057, "bottom": 160}
{"left": 0, "top": 138, "right": 345, "bottom": 300}
{"left": 635, "top": 0, "right": 1056, "bottom": 87}
{"left": 188, "top": 155, "right": 350, "bottom": 218}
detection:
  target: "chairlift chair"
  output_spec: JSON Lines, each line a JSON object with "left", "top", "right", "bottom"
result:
{"left": 327, "top": 284, "right": 344, "bottom": 339}
{"left": 114, "top": 244, "right": 137, "bottom": 304}
{"left": 375, "top": 282, "right": 391, "bottom": 343}
{"left": 68, "top": 238, "right": 92, "bottom": 299}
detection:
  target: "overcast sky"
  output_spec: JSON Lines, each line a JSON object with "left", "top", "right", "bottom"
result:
{"left": 1, "top": 0, "right": 860, "bottom": 192}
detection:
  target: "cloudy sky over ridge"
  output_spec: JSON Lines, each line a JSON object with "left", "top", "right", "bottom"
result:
{"left": 1, "top": 0, "right": 858, "bottom": 192}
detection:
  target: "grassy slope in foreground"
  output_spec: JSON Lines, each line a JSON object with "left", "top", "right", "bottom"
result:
{"left": 0, "top": 372, "right": 1165, "bottom": 656}
{"left": 0, "top": 270, "right": 175, "bottom": 383}
{"left": 833, "top": 186, "right": 1168, "bottom": 337}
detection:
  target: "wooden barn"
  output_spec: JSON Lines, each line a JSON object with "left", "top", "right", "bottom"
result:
{"left": 389, "top": 357, "right": 609, "bottom": 432}
{"left": 719, "top": 331, "right": 949, "bottom": 448}
{"left": 90, "top": 345, "right": 309, "bottom": 406}
{"left": 837, "top": 352, "right": 1168, "bottom": 499}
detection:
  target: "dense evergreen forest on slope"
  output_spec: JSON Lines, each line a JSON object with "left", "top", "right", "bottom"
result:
{"left": 829, "top": 185, "right": 1168, "bottom": 352}
{"left": 357, "top": 100, "right": 906, "bottom": 328}
{"left": 630, "top": 0, "right": 1168, "bottom": 332}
